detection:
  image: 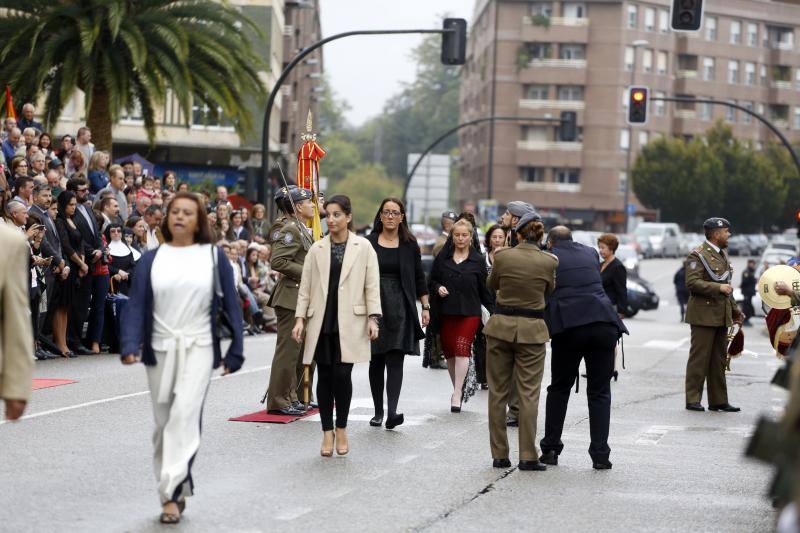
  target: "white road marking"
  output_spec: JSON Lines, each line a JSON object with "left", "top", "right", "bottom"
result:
{"left": 300, "top": 413, "right": 435, "bottom": 427}
{"left": 275, "top": 507, "right": 312, "bottom": 521}
{"left": 636, "top": 425, "right": 753, "bottom": 445}
{"left": 395, "top": 454, "right": 419, "bottom": 464}
{"left": 641, "top": 337, "right": 689, "bottom": 350}
{"left": 0, "top": 365, "right": 270, "bottom": 427}
{"left": 636, "top": 426, "right": 669, "bottom": 445}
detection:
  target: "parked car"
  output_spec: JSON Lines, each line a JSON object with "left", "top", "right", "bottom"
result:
{"left": 624, "top": 270, "right": 659, "bottom": 318}
{"left": 767, "top": 240, "right": 797, "bottom": 254}
{"left": 619, "top": 233, "right": 645, "bottom": 257}
{"left": 755, "top": 248, "right": 796, "bottom": 279}
{"left": 727, "top": 235, "right": 752, "bottom": 256}
{"left": 616, "top": 244, "right": 640, "bottom": 273}
{"left": 683, "top": 232, "right": 705, "bottom": 253}
{"left": 745, "top": 234, "right": 768, "bottom": 256}
{"left": 572, "top": 231, "right": 602, "bottom": 253}
{"left": 634, "top": 222, "right": 683, "bottom": 257}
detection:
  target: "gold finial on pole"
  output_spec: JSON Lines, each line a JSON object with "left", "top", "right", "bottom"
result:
{"left": 302, "top": 109, "right": 316, "bottom": 142}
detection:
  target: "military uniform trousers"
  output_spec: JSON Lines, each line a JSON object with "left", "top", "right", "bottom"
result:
{"left": 685, "top": 325, "right": 728, "bottom": 405}
{"left": 487, "top": 336, "right": 546, "bottom": 461}
{"left": 541, "top": 323, "right": 618, "bottom": 462}
{"left": 267, "top": 306, "right": 315, "bottom": 409}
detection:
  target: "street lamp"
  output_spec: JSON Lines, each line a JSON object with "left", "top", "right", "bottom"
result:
{"left": 623, "top": 39, "right": 649, "bottom": 233}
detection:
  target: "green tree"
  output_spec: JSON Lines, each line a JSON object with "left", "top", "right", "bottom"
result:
{"left": 334, "top": 163, "right": 401, "bottom": 226}
{"left": 763, "top": 141, "right": 800, "bottom": 228}
{"left": 375, "top": 31, "right": 461, "bottom": 177}
{"left": 0, "top": 0, "right": 265, "bottom": 151}
{"left": 321, "top": 132, "right": 363, "bottom": 184}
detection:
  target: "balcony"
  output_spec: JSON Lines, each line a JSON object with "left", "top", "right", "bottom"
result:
{"left": 675, "top": 110, "right": 696, "bottom": 119}
{"left": 516, "top": 181, "right": 581, "bottom": 193}
{"left": 529, "top": 58, "right": 586, "bottom": 69}
{"left": 676, "top": 70, "right": 698, "bottom": 79}
{"left": 521, "top": 16, "right": 589, "bottom": 42}
{"left": 517, "top": 140, "right": 583, "bottom": 151}
{"left": 519, "top": 99, "right": 585, "bottom": 111}
{"left": 283, "top": 25, "right": 294, "bottom": 37}
{"left": 769, "top": 40, "right": 794, "bottom": 50}
{"left": 523, "top": 16, "right": 589, "bottom": 27}
{"left": 772, "top": 80, "right": 793, "bottom": 90}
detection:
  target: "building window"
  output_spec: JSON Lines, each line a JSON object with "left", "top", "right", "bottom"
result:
{"left": 563, "top": 2, "right": 586, "bottom": 18}
{"left": 655, "top": 91, "right": 666, "bottom": 116}
{"left": 627, "top": 5, "right": 637, "bottom": 29}
{"left": 557, "top": 85, "right": 584, "bottom": 100}
{"left": 794, "top": 107, "right": 800, "bottom": 130}
{"left": 700, "top": 101, "right": 713, "bottom": 121}
{"left": 761, "top": 64, "right": 768, "bottom": 86}
{"left": 730, "top": 21, "right": 741, "bottom": 44}
{"left": 192, "top": 101, "right": 232, "bottom": 128}
{"left": 703, "top": 57, "right": 715, "bottom": 81}
{"left": 560, "top": 44, "right": 586, "bottom": 60}
{"left": 644, "top": 7, "right": 655, "bottom": 31}
{"left": 796, "top": 68, "right": 800, "bottom": 89}
{"left": 526, "top": 42, "right": 552, "bottom": 59}
{"left": 618, "top": 171, "right": 628, "bottom": 193}
{"left": 638, "top": 131, "right": 649, "bottom": 147}
{"left": 642, "top": 49, "right": 653, "bottom": 72}
{"left": 728, "top": 60, "right": 739, "bottom": 83}
{"left": 725, "top": 101, "right": 737, "bottom": 122}
{"left": 657, "top": 51, "right": 668, "bottom": 75}
{"left": 531, "top": 2, "right": 552, "bottom": 17}
{"left": 747, "top": 23, "right": 758, "bottom": 46}
{"left": 520, "top": 166, "right": 545, "bottom": 183}
{"left": 620, "top": 129, "right": 630, "bottom": 150}
{"left": 525, "top": 84, "right": 549, "bottom": 100}
{"left": 745, "top": 62, "right": 756, "bottom": 85}
{"left": 522, "top": 125, "right": 549, "bottom": 141}
{"left": 555, "top": 168, "right": 580, "bottom": 184}
{"left": 742, "top": 101, "right": 753, "bottom": 124}
{"left": 705, "top": 16, "right": 717, "bottom": 41}
{"left": 658, "top": 10, "right": 669, "bottom": 33}
{"left": 625, "top": 46, "right": 634, "bottom": 71}
{"left": 120, "top": 101, "right": 143, "bottom": 123}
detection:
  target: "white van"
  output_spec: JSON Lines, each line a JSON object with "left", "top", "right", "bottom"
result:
{"left": 634, "top": 222, "right": 683, "bottom": 258}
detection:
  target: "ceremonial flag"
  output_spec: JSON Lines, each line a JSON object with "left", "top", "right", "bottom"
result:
{"left": 5, "top": 86, "right": 16, "bottom": 120}
{"left": 296, "top": 110, "right": 326, "bottom": 241}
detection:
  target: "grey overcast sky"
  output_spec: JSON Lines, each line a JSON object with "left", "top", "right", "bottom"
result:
{"left": 319, "top": 0, "right": 474, "bottom": 126}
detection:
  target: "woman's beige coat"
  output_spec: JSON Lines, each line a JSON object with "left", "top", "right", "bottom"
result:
{"left": 295, "top": 233, "right": 381, "bottom": 364}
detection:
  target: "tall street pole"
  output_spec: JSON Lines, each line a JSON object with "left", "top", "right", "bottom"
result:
{"left": 623, "top": 39, "right": 649, "bottom": 233}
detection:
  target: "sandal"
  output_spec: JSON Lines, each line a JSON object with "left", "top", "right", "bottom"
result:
{"left": 159, "top": 501, "right": 184, "bottom": 524}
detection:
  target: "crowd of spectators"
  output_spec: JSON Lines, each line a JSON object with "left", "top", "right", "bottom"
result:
{"left": 2, "top": 103, "right": 279, "bottom": 362}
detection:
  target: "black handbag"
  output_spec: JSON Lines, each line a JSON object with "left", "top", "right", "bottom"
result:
{"left": 211, "top": 245, "right": 235, "bottom": 339}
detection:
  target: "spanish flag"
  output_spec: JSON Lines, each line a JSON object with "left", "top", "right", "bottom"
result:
{"left": 5, "top": 86, "right": 15, "bottom": 120}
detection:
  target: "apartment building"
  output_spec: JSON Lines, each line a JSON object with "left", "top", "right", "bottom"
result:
{"left": 459, "top": 0, "right": 800, "bottom": 230}
{"left": 49, "top": 0, "right": 321, "bottom": 196}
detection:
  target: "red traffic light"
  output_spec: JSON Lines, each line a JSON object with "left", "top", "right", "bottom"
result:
{"left": 795, "top": 209, "right": 800, "bottom": 222}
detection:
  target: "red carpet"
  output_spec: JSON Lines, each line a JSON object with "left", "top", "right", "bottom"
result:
{"left": 32, "top": 379, "right": 77, "bottom": 391}
{"left": 229, "top": 408, "right": 319, "bottom": 424}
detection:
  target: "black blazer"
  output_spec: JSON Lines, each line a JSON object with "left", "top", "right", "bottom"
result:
{"left": 601, "top": 257, "right": 628, "bottom": 315}
{"left": 430, "top": 246, "right": 493, "bottom": 317}
{"left": 29, "top": 203, "right": 63, "bottom": 266}
{"left": 367, "top": 233, "right": 428, "bottom": 341}
{"left": 73, "top": 202, "right": 102, "bottom": 255}
{"left": 544, "top": 241, "right": 627, "bottom": 337}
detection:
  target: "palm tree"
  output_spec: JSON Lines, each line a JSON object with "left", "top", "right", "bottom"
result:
{"left": 0, "top": 0, "right": 266, "bottom": 151}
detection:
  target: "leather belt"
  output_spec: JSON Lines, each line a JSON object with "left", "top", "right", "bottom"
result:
{"left": 494, "top": 305, "right": 544, "bottom": 318}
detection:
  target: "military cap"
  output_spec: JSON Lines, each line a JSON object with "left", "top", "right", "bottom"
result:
{"left": 273, "top": 184, "right": 297, "bottom": 203}
{"left": 288, "top": 187, "right": 313, "bottom": 203}
{"left": 441, "top": 210, "right": 458, "bottom": 221}
{"left": 506, "top": 201, "right": 535, "bottom": 217}
{"left": 513, "top": 210, "right": 542, "bottom": 232}
{"left": 703, "top": 217, "right": 731, "bottom": 230}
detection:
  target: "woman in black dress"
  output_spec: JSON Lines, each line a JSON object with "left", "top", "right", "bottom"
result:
{"left": 53, "top": 191, "right": 88, "bottom": 357}
{"left": 597, "top": 233, "right": 627, "bottom": 381}
{"left": 366, "top": 198, "right": 429, "bottom": 429}
{"left": 106, "top": 223, "right": 140, "bottom": 295}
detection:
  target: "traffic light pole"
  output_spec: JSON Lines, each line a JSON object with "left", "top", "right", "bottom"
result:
{"left": 259, "top": 28, "right": 454, "bottom": 216}
{"left": 650, "top": 96, "right": 800, "bottom": 176}
{"left": 401, "top": 115, "right": 560, "bottom": 202}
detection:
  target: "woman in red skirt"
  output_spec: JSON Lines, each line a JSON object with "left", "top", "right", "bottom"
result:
{"left": 430, "top": 218, "right": 493, "bottom": 412}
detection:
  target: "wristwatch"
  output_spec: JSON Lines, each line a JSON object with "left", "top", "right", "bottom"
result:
{"left": 422, "top": 304, "right": 431, "bottom": 311}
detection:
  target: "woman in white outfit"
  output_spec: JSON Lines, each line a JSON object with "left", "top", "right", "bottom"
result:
{"left": 120, "top": 192, "right": 244, "bottom": 524}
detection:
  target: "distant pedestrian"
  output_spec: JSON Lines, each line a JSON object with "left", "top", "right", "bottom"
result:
{"left": 366, "top": 197, "right": 429, "bottom": 430}
{"left": 293, "top": 194, "right": 381, "bottom": 457}
{"left": 674, "top": 266, "right": 689, "bottom": 322}
{"left": 120, "top": 192, "right": 244, "bottom": 524}
{"left": 740, "top": 259, "right": 757, "bottom": 326}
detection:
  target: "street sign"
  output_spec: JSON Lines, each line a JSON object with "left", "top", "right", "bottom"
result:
{"left": 627, "top": 203, "right": 636, "bottom": 215}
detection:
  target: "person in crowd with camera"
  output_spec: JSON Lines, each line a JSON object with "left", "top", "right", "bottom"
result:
{"left": 486, "top": 211, "right": 556, "bottom": 471}
{"left": 366, "top": 197, "right": 429, "bottom": 429}
{"left": 293, "top": 195, "right": 381, "bottom": 457}
{"left": 598, "top": 233, "right": 628, "bottom": 382}
{"left": 263, "top": 185, "right": 316, "bottom": 416}
{"left": 539, "top": 226, "right": 627, "bottom": 470}
{"left": 429, "top": 216, "right": 493, "bottom": 412}
{"left": 120, "top": 192, "right": 244, "bottom": 524}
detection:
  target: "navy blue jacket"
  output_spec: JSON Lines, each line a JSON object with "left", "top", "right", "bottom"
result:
{"left": 545, "top": 241, "right": 628, "bottom": 337}
{"left": 120, "top": 245, "right": 245, "bottom": 372}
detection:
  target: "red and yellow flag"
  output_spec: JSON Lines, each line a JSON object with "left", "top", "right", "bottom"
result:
{"left": 5, "top": 86, "right": 16, "bottom": 120}
{"left": 296, "top": 139, "right": 326, "bottom": 240}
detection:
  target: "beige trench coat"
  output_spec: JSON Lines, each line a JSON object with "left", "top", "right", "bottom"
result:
{"left": 295, "top": 233, "right": 381, "bottom": 365}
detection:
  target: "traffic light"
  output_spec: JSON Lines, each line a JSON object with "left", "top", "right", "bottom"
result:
{"left": 670, "top": 0, "right": 704, "bottom": 32}
{"left": 627, "top": 86, "right": 649, "bottom": 125}
{"left": 441, "top": 18, "right": 467, "bottom": 65}
{"left": 559, "top": 111, "right": 577, "bottom": 141}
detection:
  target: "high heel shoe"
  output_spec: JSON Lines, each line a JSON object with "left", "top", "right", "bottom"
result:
{"left": 320, "top": 431, "right": 334, "bottom": 457}
{"left": 334, "top": 428, "right": 349, "bottom": 455}
{"left": 450, "top": 394, "right": 462, "bottom": 413}
{"left": 612, "top": 370, "right": 619, "bottom": 382}
{"left": 385, "top": 413, "right": 404, "bottom": 429}
{"left": 370, "top": 413, "right": 384, "bottom": 427}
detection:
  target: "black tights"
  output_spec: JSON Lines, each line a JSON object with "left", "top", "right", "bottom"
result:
{"left": 369, "top": 351, "right": 405, "bottom": 417}
{"left": 316, "top": 362, "right": 354, "bottom": 431}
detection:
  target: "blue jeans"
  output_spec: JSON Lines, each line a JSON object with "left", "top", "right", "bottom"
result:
{"left": 85, "top": 273, "right": 110, "bottom": 345}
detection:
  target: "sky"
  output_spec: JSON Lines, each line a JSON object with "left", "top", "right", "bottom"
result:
{"left": 319, "top": 0, "right": 474, "bottom": 126}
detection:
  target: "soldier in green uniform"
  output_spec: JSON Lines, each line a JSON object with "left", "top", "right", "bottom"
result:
{"left": 264, "top": 186, "right": 316, "bottom": 416}
{"left": 485, "top": 211, "right": 557, "bottom": 470}
{"left": 684, "top": 217, "right": 743, "bottom": 412}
